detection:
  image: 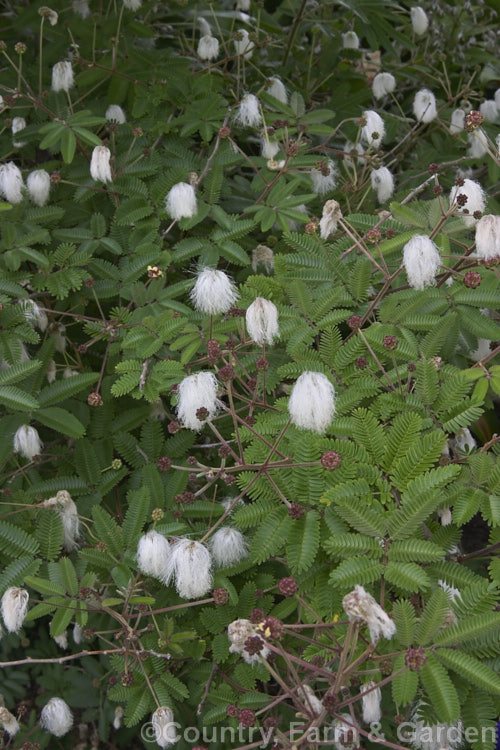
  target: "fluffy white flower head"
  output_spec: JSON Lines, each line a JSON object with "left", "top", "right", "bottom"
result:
{"left": 1, "top": 587, "right": 29, "bottom": 633}
{"left": 438, "top": 507, "right": 453, "bottom": 526}
{"left": 177, "top": 371, "right": 219, "bottom": 431}
{"left": 137, "top": 530, "right": 171, "bottom": 582}
{"left": 475, "top": 214, "right": 500, "bottom": 260}
{"left": 27, "top": 169, "right": 51, "bottom": 207}
{"left": 233, "top": 29, "right": 254, "bottom": 58}
{"left": 73, "top": 623, "right": 83, "bottom": 644}
{"left": 288, "top": 371, "right": 335, "bottom": 434}
{"left": 261, "top": 136, "right": 280, "bottom": 159}
{"left": 468, "top": 128, "right": 488, "bottom": 159}
{"left": 298, "top": 685, "right": 323, "bottom": 717}
{"left": 235, "top": 93, "right": 262, "bottom": 128}
{"left": 105, "top": 104, "right": 126, "bottom": 124}
{"left": 480, "top": 99, "right": 498, "bottom": 123}
{"left": 246, "top": 297, "right": 279, "bottom": 346}
{"left": 165, "top": 538, "right": 212, "bottom": 599}
{"left": 449, "top": 178, "right": 486, "bottom": 227}
{"left": 12, "top": 116, "right": 26, "bottom": 147}
{"left": 402, "top": 234, "right": 441, "bottom": 290}
{"left": 13, "top": 424, "right": 42, "bottom": 460}
{"left": 319, "top": 199, "right": 342, "bottom": 239}
{"left": 449, "top": 108, "right": 465, "bottom": 135}
{"left": 43, "top": 490, "right": 80, "bottom": 551}
{"left": 252, "top": 244, "right": 274, "bottom": 274}
{"left": 311, "top": 159, "right": 337, "bottom": 195}
{"left": 123, "top": 0, "right": 142, "bottom": 9}
{"left": 191, "top": 268, "right": 238, "bottom": 315}
{"left": 411, "top": 6, "right": 429, "bottom": 35}
{"left": 372, "top": 72, "right": 396, "bottom": 100}
{"left": 266, "top": 76, "right": 287, "bottom": 104}
{"left": 53, "top": 630, "right": 68, "bottom": 649}
{"left": 152, "top": 706, "right": 176, "bottom": 748}
{"left": 51, "top": 61, "right": 74, "bottom": 93}
{"left": 40, "top": 697, "right": 73, "bottom": 737}
{"left": 39, "top": 6, "right": 58, "bottom": 24}
{"left": 371, "top": 167, "right": 394, "bottom": 204}
{"left": 0, "top": 162, "right": 24, "bottom": 204}
{"left": 0, "top": 707, "right": 19, "bottom": 737}
{"left": 227, "top": 618, "right": 270, "bottom": 665}
{"left": 198, "top": 35, "right": 219, "bottom": 61}
{"left": 332, "top": 714, "right": 360, "bottom": 750}
{"left": 361, "top": 681, "right": 382, "bottom": 724}
{"left": 90, "top": 146, "right": 112, "bottom": 183}
{"left": 72, "top": 0, "right": 91, "bottom": 18}
{"left": 165, "top": 182, "right": 197, "bottom": 221}
{"left": 413, "top": 89, "right": 437, "bottom": 123}
{"left": 342, "top": 585, "right": 396, "bottom": 643}
{"left": 20, "top": 299, "right": 48, "bottom": 331}
{"left": 210, "top": 527, "right": 248, "bottom": 567}
{"left": 344, "top": 141, "right": 365, "bottom": 167}
{"left": 453, "top": 427, "right": 476, "bottom": 454}
{"left": 361, "top": 111, "right": 385, "bottom": 148}
{"left": 341, "top": 31, "right": 360, "bottom": 49}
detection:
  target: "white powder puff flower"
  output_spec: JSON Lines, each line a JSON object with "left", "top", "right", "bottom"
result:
{"left": 403, "top": 235, "right": 441, "bottom": 290}
{"left": 341, "top": 31, "right": 360, "bottom": 49}
{"left": 27, "top": 169, "right": 51, "bottom": 207}
{"left": 371, "top": 167, "right": 394, "bottom": 204}
{"left": 72, "top": 0, "right": 91, "bottom": 18}
{"left": 453, "top": 427, "right": 476, "bottom": 454}
{"left": 1, "top": 588, "right": 29, "bottom": 633}
{"left": 361, "top": 681, "right": 382, "bottom": 724}
{"left": 372, "top": 72, "right": 396, "bottom": 100}
{"left": 413, "top": 89, "right": 437, "bottom": 123}
{"left": 233, "top": 29, "right": 254, "bottom": 59}
{"left": 438, "top": 580, "right": 461, "bottom": 602}
{"left": 261, "top": 137, "right": 280, "bottom": 159}
{"left": 0, "top": 162, "right": 24, "bottom": 204}
{"left": 475, "top": 214, "right": 500, "bottom": 260}
{"left": 298, "top": 685, "right": 323, "bottom": 717}
{"left": 90, "top": 146, "right": 112, "bottom": 183}
{"left": 165, "top": 182, "right": 197, "bottom": 220}
{"left": 342, "top": 585, "right": 396, "bottom": 643}
{"left": 105, "top": 104, "right": 126, "bottom": 124}
{"left": 12, "top": 116, "right": 26, "bottom": 147}
{"left": 43, "top": 490, "right": 80, "bottom": 551}
{"left": 319, "top": 199, "right": 342, "bottom": 239}
{"left": 361, "top": 110, "right": 385, "bottom": 148}
{"left": 190, "top": 268, "right": 238, "bottom": 315}
{"left": 0, "top": 707, "right": 20, "bottom": 737}
{"left": 332, "top": 714, "right": 360, "bottom": 750}
{"left": 113, "top": 706, "right": 124, "bottom": 730}
{"left": 468, "top": 128, "right": 488, "bottom": 159}
{"left": 137, "top": 530, "right": 171, "bottom": 582}
{"left": 198, "top": 17, "right": 211, "bottom": 36}
{"left": 449, "top": 108, "right": 465, "bottom": 135}
{"left": 288, "top": 371, "right": 336, "bottom": 434}
{"left": 177, "top": 371, "right": 219, "bottom": 431}
{"left": 40, "top": 697, "right": 73, "bottom": 737}
{"left": 53, "top": 629, "right": 68, "bottom": 649}
{"left": 151, "top": 706, "right": 176, "bottom": 748}
{"left": 236, "top": 0, "right": 251, "bottom": 9}
{"left": 344, "top": 141, "right": 365, "bottom": 166}
{"left": 39, "top": 6, "right": 58, "bottom": 25}
{"left": 13, "top": 424, "right": 42, "bottom": 460}
{"left": 228, "top": 618, "right": 270, "bottom": 665}
{"left": 123, "top": 0, "right": 142, "bottom": 9}
{"left": 449, "top": 178, "right": 485, "bottom": 227}
{"left": 165, "top": 538, "right": 212, "bottom": 599}
{"left": 252, "top": 244, "right": 274, "bottom": 273}
{"left": 235, "top": 93, "right": 262, "bottom": 128}
{"left": 198, "top": 35, "right": 219, "bottom": 61}
{"left": 438, "top": 507, "right": 453, "bottom": 526}
{"left": 411, "top": 6, "right": 429, "bottom": 35}
{"left": 266, "top": 76, "right": 287, "bottom": 104}
{"left": 246, "top": 297, "right": 279, "bottom": 345}
{"left": 46, "top": 359, "right": 57, "bottom": 383}
{"left": 480, "top": 100, "right": 498, "bottom": 123}
{"left": 20, "top": 299, "right": 48, "bottom": 331}
{"left": 311, "top": 158, "right": 337, "bottom": 195}
{"left": 51, "top": 61, "right": 74, "bottom": 93}
{"left": 73, "top": 623, "right": 83, "bottom": 644}
{"left": 210, "top": 527, "right": 248, "bottom": 567}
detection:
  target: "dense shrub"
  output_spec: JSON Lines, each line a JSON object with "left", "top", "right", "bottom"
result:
{"left": 0, "top": 0, "right": 499, "bottom": 748}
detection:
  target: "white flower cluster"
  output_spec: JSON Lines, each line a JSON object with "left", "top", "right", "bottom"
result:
{"left": 228, "top": 618, "right": 270, "bottom": 664}
{"left": 342, "top": 584, "right": 396, "bottom": 643}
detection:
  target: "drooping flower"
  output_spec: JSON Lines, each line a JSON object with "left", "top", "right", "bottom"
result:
{"left": 46, "top": 359, "right": 57, "bottom": 383}
{"left": 311, "top": 159, "right": 337, "bottom": 195}
{"left": 372, "top": 72, "right": 396, "bottom": 100}
{"left": 105, "top": 104, "right": 126, "bottom": 124}
{"left": 72, "top": 0, "right": 91, "bottom": 18}
{"left": 319, "top": 199, "right": 342, "bottom": 239}
{"left": 266, "top": 76, "right": 287, "bottom": 104}
{"left": 90, "top": 146, "right": 112, "bottom": 183}
{"left": 210, "top": 527, "right": 248, "bottom": 567}
{"left": 43, "top": 490, "right": 80, "bottom": 551}
{"left": 190, "top": 268, "right": 238, "bottom": 315}
{"left": 341, "top": 30, "right": 360, "bottom": 49}
{"left": 475, "top": 214, "right": 500, "bottom": 260}
{"left": 27, "top": 169, "right": 51, "bottom": 207}
{"left": 371, "top": 166, "right": 394, "bottom": 203}
{"left": 198, "top": 17, "right": 211, "bottom": 36}
{"left": 361, "top": 681, "right": 382, "bottom": 724}
{"left": 332, "top": 714, "right": 360, "bottom": 750}
{"left": 137, "top": 530, "right": 171, "bottom": 582}
{"left": 245, "top": 297, "right": 279, "bottom": 346}
{"left": 233, "top": 29, "right": 254, "bottom": 59}
{"left": 402, "top": 235, "right": 441, "bottom": 290}
{"left": 39, "top": 6, "right": 59, "bottom": 25}
{"left": 0, "top": 162, "right": 24, "bottom": 204}
{"left": 413, "top": 89, "right": 437, "bottom": 123}
{"left": 235, "top": 93, "right": 262, "bottom": 128}
{"left": 123, "top": 0, "right": 142, "bottom": 9}
{"left": 438, "top": 507, "right": 453, "bottom": 526}
{"left": 13, "top": 424, "right": 42, "bottom": 460}
{"left": 260, "top": 136, "right": 280, "bottom": 159}
{"left": 12, "top": 116, "right": 26, "bottom": 147}
{"left": 0, "top": 707, "right": 19, "bottom": 737}
{"left": 468, "top": 128, "right": 488, "bottom": 159}
{"left": 40, "top": 697, "right": 73, "bottom": 737}
{"left": 342, "top": 585, "right": 396, "bottom": 643}
{"left": 298, "top": 685, "right": 323, "bottom": 717}
{"left": 177, "top": 371, "right": 219, "bottom": 431}
{"left": 449, "top": 108, "right": 465, "bottom": 135}
{"left": 288, "top": 371, "right": 336, "bottom": 434}
{"left": 1, "top": 587, "right": 29, "bottom": 633}
{"left": 449, "top": 178, "right": 486, "bottom": 227}
{"left": 361, "top": 111, "right": 385, "bottom": 148}
{"left": 165, "top": 182, "right": 197, "bottom": 221}
{"left": 252, "top": 244, "right": 274, "bottom": 274}
{"left": 53, "top": 629, "right": 68, "bottom": 649}
{"left": 453, "top": 427, "right": 476, "bottom": 454}
{"left": 151, "top": 706, "right": 177, "bottom": 748}
{"left": 411, "top": 6, "right": 429, "bottom": 35}
{"left": 343, "top": 141, "right": 365, "bottom": 167}
{"left": 20, "top": 299, "right": 48, "bottom": 331}
{"left": 479, "top": 99, "right": 498, "bottom": 123}
{"left": 51, "top": 61, "right": 74, "bottom": 93}
{"left": 198, "top": 35, "right": 219, "bottom": 61}
{"left": 165, "top": 538, "right": 213, "bottom": 599}
{"left": 73, "top": 623, "right": 83, "bottom": 643}
{"left": 113, "top": 706, "right": 124, "bottom": 730}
